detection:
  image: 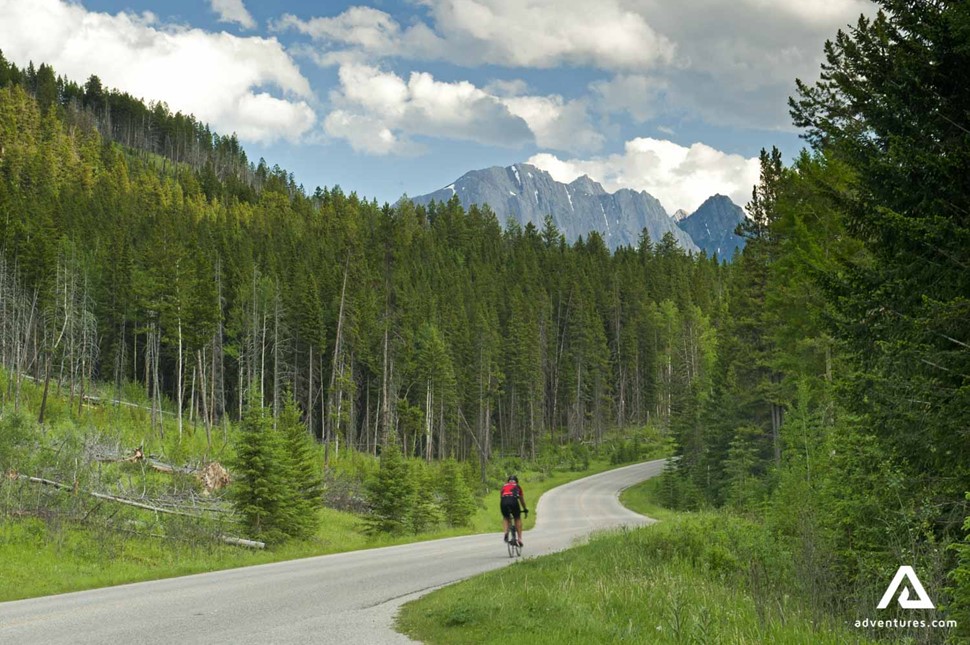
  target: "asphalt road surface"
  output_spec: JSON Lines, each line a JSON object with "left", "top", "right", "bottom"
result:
{"left": 0, "top": 458, "right": 665, "bottom": 644}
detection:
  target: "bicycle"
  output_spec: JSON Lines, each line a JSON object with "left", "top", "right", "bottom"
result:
{"left": 505, "top": 509, "right": 528, "bottom": 558}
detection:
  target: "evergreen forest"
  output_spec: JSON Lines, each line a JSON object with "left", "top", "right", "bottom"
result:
{"left": 1, "top": 0, "right": 969, "bottom": 639}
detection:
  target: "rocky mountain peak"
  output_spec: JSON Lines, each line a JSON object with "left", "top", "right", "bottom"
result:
{"left": 408, "top": 163, "right": 698, "bottom": 252}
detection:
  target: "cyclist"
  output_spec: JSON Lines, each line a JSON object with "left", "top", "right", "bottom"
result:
{"left": 500, "top": 475, "right": 528, "bottom": 547}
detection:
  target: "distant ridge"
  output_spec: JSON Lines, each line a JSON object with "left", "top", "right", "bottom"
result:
{"left": 408, "top": 163, "right": 698, "bottom": 252}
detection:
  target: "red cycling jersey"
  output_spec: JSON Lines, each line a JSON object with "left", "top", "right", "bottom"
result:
{"left": 501, "top": 482, "right": 522, "bottom": 498}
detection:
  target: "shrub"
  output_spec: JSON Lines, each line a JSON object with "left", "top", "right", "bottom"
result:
{"left": 0, "top": 410, "right": 33, "bottom": 472}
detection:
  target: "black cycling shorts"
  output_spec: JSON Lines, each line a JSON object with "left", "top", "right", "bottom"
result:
{"left": 500, "top": 497, "right": 521, "bottom": 520}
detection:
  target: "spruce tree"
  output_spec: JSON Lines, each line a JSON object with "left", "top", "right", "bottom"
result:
{"left": 408, "top": 462, "right": 442, "bottom": 534}
{"left": 230, "top": 397, "right": 288, "bottom": 543}
{"left": 277, "top": 392, "right": 323, "bottom": 540}
{"left": 364, "top": 432, "right": 415, "bottom": 534}
{"left": 438, "top": 459, "right": 477, "bottom": 527}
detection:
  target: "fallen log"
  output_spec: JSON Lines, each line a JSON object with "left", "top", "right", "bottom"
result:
{"left": 145, "top": 458, "right": 195, "bottom": 475}
{"left": 92, "top": 450, "right": 199, "bottom": 476}
{"left": 220, "top": 536, "right": 265, "bottom": 549}
{"left": 15, "top": 474, "right": 263, "bottom": 549}
{"left": 21, "top": 475, "right": 203, "bottom": 517}
{"left": 93, "top": 447, "right": 145, "bottom": 464}
{"left": 81, "top": 394, "right": 176, "bottom": 416}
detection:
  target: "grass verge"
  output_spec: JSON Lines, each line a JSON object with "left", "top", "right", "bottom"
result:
{"left": 618, "top": 469, "right": 677, "bottom": 522}
{"left": 396, "top": 471, "right": 876, "bottom": 644}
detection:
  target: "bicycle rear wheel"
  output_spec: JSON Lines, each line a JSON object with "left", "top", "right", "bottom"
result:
{"left": 507, "top": 529, "right": 516, "bottom": 557}
{"left": 508, "top": 526, "right": 521, "bottom": 557}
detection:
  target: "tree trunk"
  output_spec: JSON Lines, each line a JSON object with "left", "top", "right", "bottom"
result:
{"left": 307, "top": 344, "right": 314, "bottom": 438}
{"left": 328, "top": 258, "right": 350, "bottom": 453}
{"left": 177, "top": 314, "right": 184, "bottom": 442}
{"left": 425, "top": 379, "right": 433, "bottom": 462}
{"left": 198, "top": 350, "right": 211, "bottom": 450}
{"left": 38, "top": 353, "right": 52, "bottom": 424}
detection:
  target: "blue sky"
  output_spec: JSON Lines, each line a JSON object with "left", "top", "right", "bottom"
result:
{"left": 0, "top": 0, "right": 873, "bottom": 213}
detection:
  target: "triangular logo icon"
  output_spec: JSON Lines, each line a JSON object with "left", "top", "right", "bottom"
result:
{"left": 877, "top": 566, "right": 934, "bottom": 609}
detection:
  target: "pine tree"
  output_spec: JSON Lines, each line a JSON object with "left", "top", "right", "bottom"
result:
{"left": 364, "top": 432, "right": 415, "bottom": 534}
{"left": 230, "top": 396, "right": 288, "bottom": 543}
{"left": 438, "top": 459, "right": 477, "bottom": 527}
{"left": 277, "top": 392, "right": 322, "bottom": 540}
{"left": 408, "top": 462, "right": 442, "bottom": 534}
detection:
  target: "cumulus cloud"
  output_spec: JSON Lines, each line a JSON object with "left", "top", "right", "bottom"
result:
{"left": 277, "top": 0, "right": 675, "bottom": 70}
{"left": 324, "top": 110, "right": 420, "bottom": 156}
{"left": 417, "top": 0, "right": 676, "bottom": 69}
{"left": 528, "top": 138, "right": 759, "bottom": 214}
{"left": 325, "top": 64, "right": 532, "bottom": 154}
{"left": 325, "top": 64, "right": 602, "bottom": 155}
{"left": 501, "top": 95, "right": 604, "bottom": 153}
{"left": 613, "top": 0, "right": 873, "bottom": 129}
{"left": 0, "top": 0, "right": 315, "bottom": 144}
{"left": 278, "top": 0, "right": 871, "bottom": 133}
{"left": 210, "top": 0, "right": 256, "bottom": 29}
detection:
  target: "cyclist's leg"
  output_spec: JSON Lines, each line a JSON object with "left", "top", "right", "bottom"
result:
{"left": 500, "top": 499, "right": 513, "bottom": 541}
{"left": 514, "top": 516, "right": 523, "bottom": 546}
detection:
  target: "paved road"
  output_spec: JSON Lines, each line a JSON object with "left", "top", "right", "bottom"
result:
{"left": 0, "top": 459, "right": 665, "bottom": 644}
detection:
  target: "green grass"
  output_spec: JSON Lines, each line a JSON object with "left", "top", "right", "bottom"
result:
{"left": 397, "top": 520, "right": 876, "bottom": 644}
{"left": 0, "top": 508, "right": 347, "bottom": 601}
{"left": 618, "top": 470, "right": 678, "bottom": 522}
{"left": 397, "top": 476, "right": 877, "bottom": 645}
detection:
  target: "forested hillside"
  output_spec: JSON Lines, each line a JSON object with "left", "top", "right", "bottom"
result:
{"left": 0, "top": 51, "right": 720, "bottom": 476}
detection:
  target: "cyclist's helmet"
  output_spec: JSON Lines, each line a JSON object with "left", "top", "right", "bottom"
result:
{"left": 508, "top": 475, "right": 518, "bottom": 483}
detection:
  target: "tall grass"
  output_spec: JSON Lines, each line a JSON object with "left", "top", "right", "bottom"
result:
{"left": 397, "top": 514, "right": 876, "bottom": 644}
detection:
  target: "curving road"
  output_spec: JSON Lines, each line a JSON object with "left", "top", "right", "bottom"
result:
{"left": 0, "top": 459, "right": 664, "bottom": 644}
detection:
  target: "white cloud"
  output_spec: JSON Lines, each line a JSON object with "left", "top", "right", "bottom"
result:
{"left": 614, "top": 0, "right": 873, "bottom": 129}
{"left": 0, "top": 0, "right": 315, "bottom": 144}
{"left": 325, "top": 64, "right": 604, "bottom": 155}
{"left": 528, "top": 138, "right": 760, "bottom": 213}
{"left": 279, "top": 0, "right": 872, "bottom": 132}
{"left": 273, "top": 8, "right": 442, "bottom": 64}
{"left": 501, "top": 95, "right": 604, "bottom": 153}
{"left": 277, "top": 0, "right": 675, "bottom": 70}
{"left": 417, "top": 0, "right": 676, "bottom": 69}
{"left": 275, "top": 7, "right": 401, "bottom": 50}
{"left": 325, "top": 64, "right": 532, "bottom": 154}
{"left": 324, "top": 110, "right": 421, "bottom": 156}
{"left": 210, "top": 0, "right": 256, "bottom": 30}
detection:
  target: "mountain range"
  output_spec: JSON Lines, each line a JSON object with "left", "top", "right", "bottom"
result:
{"left": 408, "top": 163, "right": 745, "bottom": 257}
